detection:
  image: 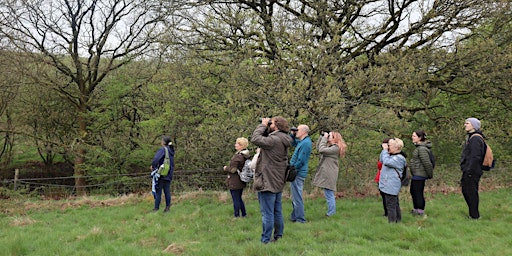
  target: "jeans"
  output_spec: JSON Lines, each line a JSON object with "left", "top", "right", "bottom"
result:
{"left": 324, "top": 188, "right": 336, "bottom": 216}
{"left": 258, "top": 191, "right": 284, "bottom": 243}
{"left": 154, "top": 179, "right": 171, "bottom": 209}
{"left": 230, "top": 189, "right": 246, "bottom": 217}
{"left": 461, "top": 171, "right": 482, "bottom": 219}
{"left": 410, "top": 179, "right": 426, "bottom": 210}
{"left": 290, "top": 176, "right": 306, "bottom": 222}
{"left": 384, "top": 192, "right": 401, "bottom": 223}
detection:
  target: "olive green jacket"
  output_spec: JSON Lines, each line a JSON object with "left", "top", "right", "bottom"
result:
{"left": 410, "top": 141, "right": 433, "bottom": 178}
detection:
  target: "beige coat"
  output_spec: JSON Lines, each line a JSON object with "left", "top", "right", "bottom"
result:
{"left": 251, "top": 125, "right": 293, "bottom": 193}
{"left": 312, "top": 136, "right": 340, "bottom": 191}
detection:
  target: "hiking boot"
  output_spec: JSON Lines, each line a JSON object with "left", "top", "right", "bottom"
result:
{"left": 271, "top": 236, "right": 282, "bottom": 243}
{"left": 164, "top": 206, "right": 170, "bottom": 212}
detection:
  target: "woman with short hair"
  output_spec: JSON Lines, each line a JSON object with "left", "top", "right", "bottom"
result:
{"left": 378, "top": 138, "right": 407, "bottom": 223}
{"left": 223, "top": 137, "right": 250, "bottom": 218}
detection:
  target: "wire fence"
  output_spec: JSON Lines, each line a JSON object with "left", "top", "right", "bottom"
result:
{"left": 1, "top": 161, "right": 510, "bottom": 199}
{"left": 1, "top": 169, "right": 227, "bottom": 198}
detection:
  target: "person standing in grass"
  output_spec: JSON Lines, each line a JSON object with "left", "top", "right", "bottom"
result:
{"left": 378, "top": 138, "right": 406, "bottom": 223}
{"left": 409, "top": 130, "right": 434, "bottom": 216}
{"left": 223, "top": 137, "right": 250, "bottom": 218}
{"left": 150, "top": 136, "right": 175, "bottom": 212}
{"left": 375, "top": 138, "right": 391, "bottom": 217}
{"left": 251, "top": 116, "right": 293, "bottom": 244}
{"left": 289, "top": 124, "right": 312, "bottom": 223}
{"left": 461, "top": 118, "right": 486, "bottom": 220}
{"left": 312, "top": 131, "right": 347, "bottom": 217}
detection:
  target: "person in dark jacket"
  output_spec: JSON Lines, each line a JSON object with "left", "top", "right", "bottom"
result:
{"left": 409, "top": 130, "right": 434, "bottom": 215}
{"left": 223, "top": 137, "right": 250, "bottom": 218}
{"left": 251, "top": 116, "right": 293, "bottom": 244}
{"left": 461, "top": 118, "right": 486, "bottom": 220}
{"left": 150, "top": 136, "right": 175, "bottom": 212}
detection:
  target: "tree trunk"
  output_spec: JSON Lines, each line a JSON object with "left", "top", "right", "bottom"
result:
{"left": 74, "top": 111, "right": 87, "bottom": 195}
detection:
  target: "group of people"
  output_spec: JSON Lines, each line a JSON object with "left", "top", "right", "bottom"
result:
{"left": 374, "top": 131, "right": 434, "bottom": 223}
{"left": 374, "top": 117, "right": 488, "bottom": 222}
{"left": 223, "top": 116, "right": 346, "bottom": 243}
{"left": 149, "top": 116, "right": 489, "bottom": 243}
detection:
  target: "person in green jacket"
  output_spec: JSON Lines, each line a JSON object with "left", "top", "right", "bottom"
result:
{"left": 409, "top": 130, "right": 434, "bottom": 215}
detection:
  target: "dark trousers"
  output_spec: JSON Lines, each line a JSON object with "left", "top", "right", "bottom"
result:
{"left": 154, "top": 179, "right": 171, "bottom": 209}
{"left": 461, "top": 171, "right": 482, "bottom": 219}
{"left": 379, "top": 190, "right": 388, "bottom": 216}
{"left": 410, "top": 179, "right": 426, "bottom": 210}
{"left": 230, "top": 189, "right": 246, "bottom": 217}
{"left": 384, "top": 193, "right": 401, "bottom": 223}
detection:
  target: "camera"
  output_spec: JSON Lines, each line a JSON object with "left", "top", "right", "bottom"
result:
{"left": 320, "top": 130, "right": 330, "bottom": 136}
{"left": 290, "top": 127, "right": 298, "bottom": 132}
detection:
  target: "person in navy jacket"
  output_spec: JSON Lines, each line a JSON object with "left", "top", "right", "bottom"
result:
{"left": 151, "top": 136, "right": 175, "bottom": 212}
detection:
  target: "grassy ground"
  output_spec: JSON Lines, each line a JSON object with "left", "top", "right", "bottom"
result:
{"left": 1, "top": 186, "right": 511, "bottom": 256}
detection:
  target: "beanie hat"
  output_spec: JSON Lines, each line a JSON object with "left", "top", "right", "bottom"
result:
{"left": 466, "top": 118, "right": 481, "bottom": 130}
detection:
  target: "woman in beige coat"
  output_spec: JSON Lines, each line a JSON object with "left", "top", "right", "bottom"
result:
{"left": 313, "top": 131, "right": 347, "bottom": 216}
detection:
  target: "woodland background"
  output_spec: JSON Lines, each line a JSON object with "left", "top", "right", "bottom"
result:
{"left": 0, "top": 0, "right": 510, "bottom": 196}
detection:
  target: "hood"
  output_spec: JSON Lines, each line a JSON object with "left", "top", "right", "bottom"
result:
{"left": 239, "top": 149, "right": 250, "bottom": 158}
{"left": 416, "top": 141, "right": 433, "bottom": 149}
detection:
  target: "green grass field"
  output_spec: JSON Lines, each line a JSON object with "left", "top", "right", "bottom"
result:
{"left": 1, "top": 187, "right": 511, "bottom": 256}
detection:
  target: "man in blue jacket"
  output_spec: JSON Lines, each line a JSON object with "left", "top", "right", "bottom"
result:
{"left": 289, "top": 124, "right": 312, "bottom": 223}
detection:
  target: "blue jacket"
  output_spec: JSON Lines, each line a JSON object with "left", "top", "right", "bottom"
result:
{"left": 151, "top": 146, "right": 175, "bottom": 181}
{"left": 290, "top": 135, "right": 312, "bottom": 178}
{"left": 378, "top": 150, "right": 406, "bottom": 195}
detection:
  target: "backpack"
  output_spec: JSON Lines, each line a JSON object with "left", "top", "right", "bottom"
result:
{"left": 238, "top": 158, "right": 254, "bottom": 183}
{"left": 157, "top": 147, "right": 171, "bottom": 176}
{"left": 400, "top": 165, "right": 411, "bottom": 186}
{"left": 471, "top": 134, "right": 495, "bottom": 171}
{"left": 425, "top": 148, "right": 435, "bottom": 179}
{"left": 427, "top": 149, "right": 435, "bottom": 170}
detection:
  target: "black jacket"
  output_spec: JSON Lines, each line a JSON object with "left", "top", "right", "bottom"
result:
{"left": 460, "top": 131, "right": 486, "bottom": 175}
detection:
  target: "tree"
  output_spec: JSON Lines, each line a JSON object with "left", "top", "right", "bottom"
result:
{"left": 0, "top": 50, "right": 19, "bottom": 166}
{"left": 0, "top": 0, "right": 179, "bottom": 194}
{"left": 175, "top": 1, "right": 501, "bottom": 126}
{"left": 159, "top": 0, "right": 511, "bottom": 173}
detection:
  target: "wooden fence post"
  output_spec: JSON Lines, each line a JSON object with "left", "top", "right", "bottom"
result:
{"left": 14, "top": 168, "right": 19, "bottom": 191}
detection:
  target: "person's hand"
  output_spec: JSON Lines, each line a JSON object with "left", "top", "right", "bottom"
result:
{"left": 261, "top": 117, "right": 271, "bottom": 126}
{"left": 382, "top": 143, "right": 389, "bottom": 150}
{"left": 324, "top": 132, "right": 330, "bottom": 138}
{"left": 223, "top": 166, "right": 227, "bottom": 171}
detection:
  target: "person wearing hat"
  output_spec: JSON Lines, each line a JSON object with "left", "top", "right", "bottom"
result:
{"left": 460, "top": 118, "right": 486, "bottom": 219}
